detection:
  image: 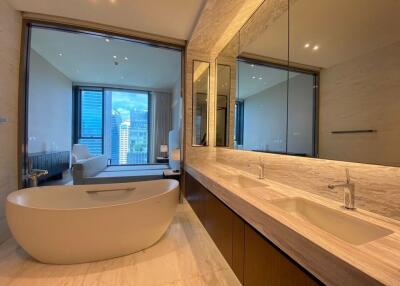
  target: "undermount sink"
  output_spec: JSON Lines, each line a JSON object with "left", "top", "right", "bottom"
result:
{"left": 271, "top": 197, "right": 393, "bottom": 245}
{"left": 220, "top": 174, "right": 266, "bottom": 189}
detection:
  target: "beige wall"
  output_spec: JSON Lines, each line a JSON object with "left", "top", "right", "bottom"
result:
{"left": 0, "top": 0, "right": 21, "bottom": 244}
{"left": 319, "top": 41, "right": 400, "bottom": 166}
{"left": 28, "top": 50, "right": 72, "bottom": 154}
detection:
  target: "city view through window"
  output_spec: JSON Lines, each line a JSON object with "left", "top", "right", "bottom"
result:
{"left": 79, "top": 89, "right": 149, "bottom": 165}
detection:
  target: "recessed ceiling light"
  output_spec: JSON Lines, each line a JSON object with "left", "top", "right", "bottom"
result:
{"left": 252, "top": 76, "right": 256, "bottom": 79}
{"left": 251, "top": 64, "right": 255, "bottom": 67}
{"left": 58, "top": 52, "right": 63, "bottom": 56}
{"left": 105, "top": 38, "right": 110, "bottom": 43}
{"left": 304, "top": 43, "right": 310, "bottom": 48}
{"left": 124, "top": 57, "right": 128, "bottom": 61}
{"left": 313, "top": 45, "right": 319, "bottom": 51}
{"left": 113, "top": 55, "right": 117, "bottom": 59}
{"left": 258, "top": 77, "right": 263, "bottom": 80}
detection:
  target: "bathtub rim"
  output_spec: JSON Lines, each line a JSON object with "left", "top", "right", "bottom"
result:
{"left": 6, "top": 179, "right": 179, "bottom": 212}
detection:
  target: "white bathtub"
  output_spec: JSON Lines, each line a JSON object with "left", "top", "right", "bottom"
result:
{"left": 6, "top": 179, "right": 179, "bottom": 264}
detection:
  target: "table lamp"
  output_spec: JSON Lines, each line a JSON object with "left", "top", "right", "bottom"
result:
{"left": 171, "top": 148, "right": 181, "bottom": 173}
{"left": 160, "top": 145, "right": 168, "bottom": 158}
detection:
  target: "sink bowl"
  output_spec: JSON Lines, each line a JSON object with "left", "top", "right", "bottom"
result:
{"left": 220, "top": 174, "right": 266, "bottom": 189}
{"left": 271, "top": 197, "right": 393, "bottom": 245}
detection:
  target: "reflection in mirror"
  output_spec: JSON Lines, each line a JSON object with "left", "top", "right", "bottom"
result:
{"left": 216, "top": 0, "right": 400, "bottom": 166}
{"left": 236, "top": 61, "right": 288, "bottom": 152}
{"left": 192, "top": 60, "right": 210, "bottom": 146}
{"left": 239, "top": 0, "right": 289, "bottom": 64}
{"left": 216, "top": 64, "right": 231, "bottom": 147}
{"left": 235, "top": 60, "right": 316, "bottom": 156}
{"left": 289, "top": 0, "right": 400, "bottom": 166}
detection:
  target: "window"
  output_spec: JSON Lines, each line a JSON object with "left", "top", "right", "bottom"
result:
{"left": 76, "top": 87, "right": 150, "bottom": 165}
{"left": 108, "top": 90, "right": 150, "bottom": 165}
{"left": 78, "top": 89, "right": 104, "bottom": 155}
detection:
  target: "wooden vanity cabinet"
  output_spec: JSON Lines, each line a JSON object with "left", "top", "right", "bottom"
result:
{"left": 244, "top": 224, "right": 320, "bottom": 286}
{"left": 185, "top": 172, "right": 321, "bottom": 286}
{"left": 185, "top": 172, "right": 245, "bottom": 282}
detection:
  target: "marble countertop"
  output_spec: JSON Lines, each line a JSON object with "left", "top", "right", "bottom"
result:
{"left": 185, "top": 160, "right": 400, "bottom": 286}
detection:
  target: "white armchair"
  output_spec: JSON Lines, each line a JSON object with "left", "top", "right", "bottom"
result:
{"left": 71, "top": 144, "right": 94, "bottom": 164}
{"left": 71, "top": 144, "right": 108, "bottom": 185}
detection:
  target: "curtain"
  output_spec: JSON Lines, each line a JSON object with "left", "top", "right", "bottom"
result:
{"left": 149, "top": 92, "right": 171, "bottom": 163}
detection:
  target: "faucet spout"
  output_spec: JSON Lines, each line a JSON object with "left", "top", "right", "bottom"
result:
{"left": 328, "top": 168, "right": 356, "bottom": 210}
{"left": 257, "top": 157, "right": 265, "bottom": 179}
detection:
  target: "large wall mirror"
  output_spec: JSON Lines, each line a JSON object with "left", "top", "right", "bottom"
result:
{"left": 215, "top": 0, "right": 400, "bottom": 166}
{"left": 192, "top": 60, "right": 210, "bottom": 146}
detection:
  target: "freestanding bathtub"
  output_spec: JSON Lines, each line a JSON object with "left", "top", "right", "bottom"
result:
{"left": 6, "top": 179, "right": 179, "bottom": 264}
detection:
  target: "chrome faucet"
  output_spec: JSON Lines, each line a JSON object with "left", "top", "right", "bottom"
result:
{"left": 257, "top": 157, "right": 266, "bottom": 180}
{"left": 26, "top": 159, "right": 48, "bottom": 187}
{"left": 328, "top": 168, "right": 355, "bottom": 210}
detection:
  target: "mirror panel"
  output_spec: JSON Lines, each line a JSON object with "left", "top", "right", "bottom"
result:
{"left": 289, "top": 0, "right": 400, "bottom": 166}
{"left": 216, "top": 34, "right": 240, "bottom": 148}
{"left": 192, "top": 60, "right": 210, "bottom": 146}
{"left": 216, "top": 64, "right": 231, "bottom": 147}
{"left": 235, "top": 0, "right": 290, "bottom": 153}
{"left": 236, "top": 61, "right": 288, "bottom": 153}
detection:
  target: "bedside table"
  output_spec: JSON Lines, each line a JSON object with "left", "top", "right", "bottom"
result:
{"left": 156, "top": 157, "right": 169, "bottom": 163}
{"left": 163, "top": 169, "right": 181, "bottom": 181}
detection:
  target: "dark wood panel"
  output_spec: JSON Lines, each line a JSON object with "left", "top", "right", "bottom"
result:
{"left": 204, "top": 191, "right": 234, "bottom": 267}
{"left": 185, "top": 172, "right": 208, "bottom": 225}
{"left": 232, "top": 213, "right": 245, "bottom": 284}
{"left": 244, "top": 224, "right": 321, "bottom": 286}
{"left": 185, "top": 172, "right": 321, "bottom": 286}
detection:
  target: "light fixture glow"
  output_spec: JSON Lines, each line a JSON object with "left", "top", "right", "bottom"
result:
{"left": 252, "top": 76, "right": 256, "bottom": 79}
{"left": 313, "top": 45, "right": 319, "bottom": 51}
{"left": 113, "top": 55, "right": 117, "bottom": 59}
{"left": 124, "top": 56, "right": 128, "bottom": 61}
{"left": 58, "top": 52, "right": 63, "bottom": 56}
{"left": 105, "top": 38, "right": 110, "bottom": 43}
{"left": 258, "top": 77, "right": 263, "bottom": 80}
{"left": 304, "top": 43, "right": 310, "bottom": 48}
{"left": 251, "top": 64, "right": 255, "bottom": 67}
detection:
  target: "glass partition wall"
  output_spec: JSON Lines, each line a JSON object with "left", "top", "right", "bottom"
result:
{"left": 26, "top": 24, "right": 183, "bottom": 187}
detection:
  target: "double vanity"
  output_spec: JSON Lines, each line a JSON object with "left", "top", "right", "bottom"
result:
{"left": 184, "top": 161, "right": 400, "bottom": 286}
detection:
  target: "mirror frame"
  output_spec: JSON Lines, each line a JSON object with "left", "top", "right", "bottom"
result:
{"left": 192, "top": 59, "right": 210, "bottom": 147}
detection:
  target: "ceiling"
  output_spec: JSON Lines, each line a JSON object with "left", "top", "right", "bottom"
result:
{"left": 8, "top": 0, "right": 206, "bottom": 40}
{"left": 30, "top": 27, "right": 182, "bottom": 90}
{"left": 242, "top": 0, "right": 400, "bottom": 68}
